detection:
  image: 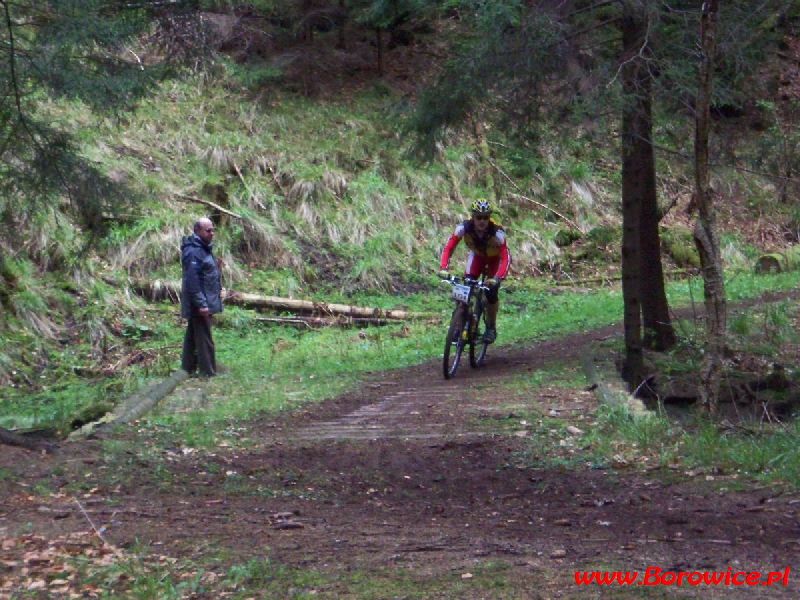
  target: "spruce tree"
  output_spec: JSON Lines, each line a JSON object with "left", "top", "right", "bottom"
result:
{"left": 0, "top": 0, "right": 191, "bottom": 239}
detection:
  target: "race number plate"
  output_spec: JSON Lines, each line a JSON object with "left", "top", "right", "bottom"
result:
{"left": 451, "top": 284, "right": 471, "bottom": 303}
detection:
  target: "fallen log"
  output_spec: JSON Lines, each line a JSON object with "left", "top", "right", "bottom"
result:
{"left": 256, "top": 316, "right": 392, "bottom": 328}
{"left": 224, "top": 289, "right": 425, "bottom": 319}
{"left": 126, "top": 278, "right": 180, "bottom": 302}
{"left": 0, "top": 425, "right": 52, "bottom": 451}
{"left": 118, "top": 278, "right": 430, "bottom": 321}
{"left": 69, "top": 369, "right": 189, "bottom": 439}
{"left": 580, "top": 351, "right": 648, "bottom": 416}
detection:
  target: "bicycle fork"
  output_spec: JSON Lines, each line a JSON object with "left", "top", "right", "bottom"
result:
{"left": 454, "top": 303, "right": 470, "bottom": 343}
{"left": 467, "top": 310, "right": 479, "bottom": 341}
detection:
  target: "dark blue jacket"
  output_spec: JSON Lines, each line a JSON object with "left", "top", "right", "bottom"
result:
{"left": 180, "top": 233, "right": 222, "bottom": 318}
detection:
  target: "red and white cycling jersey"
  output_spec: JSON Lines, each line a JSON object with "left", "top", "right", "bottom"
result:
{"left": 440, "top": 218, "right": 511, "bottom": 279}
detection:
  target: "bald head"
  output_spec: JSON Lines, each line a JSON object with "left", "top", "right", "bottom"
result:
{"left": 194, "top": 218, "right": 215, "bottom": 245}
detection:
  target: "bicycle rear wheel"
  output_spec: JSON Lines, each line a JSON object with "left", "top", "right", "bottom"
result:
{"left": 443, "top": 306, "right": 466, "bottom": 379}
{"left": 469, "top": 295, "right": 489, "bottom": 368}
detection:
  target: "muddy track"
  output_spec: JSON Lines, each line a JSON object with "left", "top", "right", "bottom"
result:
{"left": 279, "top": 323, "right": 623, "bottom": 442}
{"left": 2, "top": 321, "right": 799, "bottom": 599}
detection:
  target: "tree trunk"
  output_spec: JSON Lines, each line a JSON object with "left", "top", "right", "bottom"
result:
{"left": 637, "top": 75, "right": 676, "bottom": 351}
{"left": 619, "top": 3, "right": 676, "bottom": 358}
{"left": 693, "top": 0, "right": 726, "bottom": 414}
{"left": 619, "top": 6, "right": 646, "bottom": 388}
{"left": 619, "top": 2, "right": 677, "bottom": 386}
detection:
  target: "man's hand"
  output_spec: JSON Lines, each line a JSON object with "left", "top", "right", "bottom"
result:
{"left": 438, "top": 269, "right": 450, "bottom": 280}
{"left": 197, "top": 306, "right": 210, "bottom": 318}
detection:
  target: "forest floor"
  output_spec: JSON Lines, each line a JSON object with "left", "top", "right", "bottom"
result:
{"left": 1, "top": 322, "right": 799, "bottom": 599}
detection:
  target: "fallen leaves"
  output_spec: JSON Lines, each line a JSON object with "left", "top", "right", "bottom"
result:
{"left": 0, "top": 531, "right": 117, "bottom": 598}
{"left": 0, "top": 531, "right": 185, "bottom": 599}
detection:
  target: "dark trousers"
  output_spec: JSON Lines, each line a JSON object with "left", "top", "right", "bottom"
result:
{"left": 181, "top": 316, "right": 216, "bottom": 376}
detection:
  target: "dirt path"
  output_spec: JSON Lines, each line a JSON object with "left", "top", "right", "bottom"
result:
{"left": 1, "top": 326, "right": 799, "bottom": 598}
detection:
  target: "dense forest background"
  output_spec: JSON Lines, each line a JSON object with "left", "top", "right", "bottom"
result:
{"left": 1, "top": 0, "right": 799, "bottom": 419}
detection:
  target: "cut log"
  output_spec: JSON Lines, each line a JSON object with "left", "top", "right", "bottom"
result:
{"left": 225, "top": 289, "right": 425, "bottom": 320}
{"left": 755, "top": 253, "right": 785, "bottom": 274}
{"left": 129, "top": 278, "right": 181, "bottom": 302}
{"left": 117, "top": 278, "right": 430, "bottom": 321}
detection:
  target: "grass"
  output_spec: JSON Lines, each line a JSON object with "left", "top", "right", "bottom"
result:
{"left": 680, "top": 419, "right": 800, "bottom": 483}
{"left": 85, "top": 78, "right": 463, "bottom": 291}
{"left": 565, "top": 396, "right": 800, "bottom": 487}
{"left": 68, "top": 550, "right": 548, "bottom": 600}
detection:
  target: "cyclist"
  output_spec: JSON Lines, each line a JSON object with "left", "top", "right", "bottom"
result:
{"left": 438, "top": 198, "right": 511, "bottom": 343}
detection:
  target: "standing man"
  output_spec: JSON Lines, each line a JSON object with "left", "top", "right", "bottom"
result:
{"left": 181, "top": 217, "right": 222, "bottom": 377}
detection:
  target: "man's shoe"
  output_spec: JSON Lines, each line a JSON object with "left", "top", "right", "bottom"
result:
{"left": 484, "top": 328, "right": 497, "bottom": 344}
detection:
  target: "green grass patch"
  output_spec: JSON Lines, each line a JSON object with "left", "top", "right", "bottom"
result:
{"left": 679, "top": 419, "right": 800, "bottom": 484}
{"left": 1, "top": 381, "right": 120, "bottom": 432}
{"left": 576, "top": 404, "right": 800, "bottom": 487}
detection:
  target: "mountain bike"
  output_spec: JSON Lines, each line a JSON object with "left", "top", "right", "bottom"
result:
{"left": 441, "top": 275, "right": 492, "bottom": 379}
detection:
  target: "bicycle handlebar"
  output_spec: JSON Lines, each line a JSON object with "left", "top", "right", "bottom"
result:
{"left": 440, "top": 275, "right": 492, "bottom": 292}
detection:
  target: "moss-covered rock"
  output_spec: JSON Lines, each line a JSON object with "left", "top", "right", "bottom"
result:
{"left": 754, "top": 246, "right": 800, "bottom": 273}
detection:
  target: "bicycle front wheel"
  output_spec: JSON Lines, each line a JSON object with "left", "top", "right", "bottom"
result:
{"left": 469, "top": 296, "right": 489, "bottom": 368}
{"left": 443, "top": 306, "right": 466, "bottom": 379}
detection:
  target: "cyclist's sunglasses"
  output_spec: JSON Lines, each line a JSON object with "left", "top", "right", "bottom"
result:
{"left": 473, "top": 214, "right": 490, "bottom": 221}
